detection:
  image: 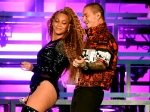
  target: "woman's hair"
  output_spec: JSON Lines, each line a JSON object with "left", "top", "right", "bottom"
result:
{"left": 47, "top": 7, "right": 85, "bottom": 82}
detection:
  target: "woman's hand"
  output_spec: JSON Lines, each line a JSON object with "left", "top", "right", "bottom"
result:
{"left": 19, "top": 96, "right": 29, "bottom": 104}
{"left": 73, "top": 56, "right": 86, "bottom": 68}
{"left": 20, "top": 61, "right": 34, "bottom": 71}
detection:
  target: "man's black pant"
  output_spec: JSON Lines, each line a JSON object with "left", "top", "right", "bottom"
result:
{"left": 70, "top": 87, "right": 104, "bottom": 112}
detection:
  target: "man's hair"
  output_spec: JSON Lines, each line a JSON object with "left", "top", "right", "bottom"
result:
{"left": 84, "top": 3, "right": 105, "bottom": 20}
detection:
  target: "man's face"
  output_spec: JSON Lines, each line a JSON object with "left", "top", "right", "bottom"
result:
{"left": 82, "top": 6, "right": 98, "bottom": 29}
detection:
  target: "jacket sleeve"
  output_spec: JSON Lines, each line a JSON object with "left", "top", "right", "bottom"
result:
{"left": 82, "top": 35, "right": 118, "bottom": 71}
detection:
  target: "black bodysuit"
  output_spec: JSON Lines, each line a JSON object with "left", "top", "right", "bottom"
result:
{"left": 30, "top": 39, "right": 69, "bottom": 98}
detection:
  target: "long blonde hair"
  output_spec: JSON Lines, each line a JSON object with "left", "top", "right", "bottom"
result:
{"left": 47, "top": 7, "right": 85, "bottom": 82}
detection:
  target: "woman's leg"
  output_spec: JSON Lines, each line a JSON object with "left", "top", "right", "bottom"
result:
{"left": 24, "top": 80, "right": 57, "bottom": 112}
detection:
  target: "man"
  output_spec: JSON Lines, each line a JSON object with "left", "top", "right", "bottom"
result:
{"left": 71, "top": 3, "right": 118, "bottom": 112}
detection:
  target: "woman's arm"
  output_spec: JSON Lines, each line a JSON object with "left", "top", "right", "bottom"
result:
{"left": 32, "top": 64, "right": 38, "bottom": 73}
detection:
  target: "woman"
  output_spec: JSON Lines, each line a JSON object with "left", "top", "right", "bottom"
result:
{"left": 20, "top": 7, "right": 85, "bottom": 112}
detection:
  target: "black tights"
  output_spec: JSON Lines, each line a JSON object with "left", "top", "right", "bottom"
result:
{"left": 21, "top": 105, "right": 38, "bottom": 112}
{"left": 21, "top": 93, "right": 38, "bottom": 112}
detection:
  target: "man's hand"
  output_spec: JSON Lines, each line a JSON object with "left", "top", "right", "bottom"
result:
{"left": 73, "top": 56, "right": 86, "bottom": 68}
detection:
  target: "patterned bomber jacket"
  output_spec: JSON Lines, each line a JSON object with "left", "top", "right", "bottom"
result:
{"left": 77, "top": 22, "right": 118, "bottom": 90}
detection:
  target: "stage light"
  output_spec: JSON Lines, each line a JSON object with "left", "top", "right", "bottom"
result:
{"left": 100, "top": 108, "right": 115, "bottom": 112}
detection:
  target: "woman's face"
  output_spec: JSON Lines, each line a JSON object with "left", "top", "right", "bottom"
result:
{"left": 52, "top": 12, "right": 70, "bottom": 35}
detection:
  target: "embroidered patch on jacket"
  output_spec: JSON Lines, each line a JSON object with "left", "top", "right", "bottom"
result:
{"left": 82, "top": 49, "right": 111, "bottom": 65}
